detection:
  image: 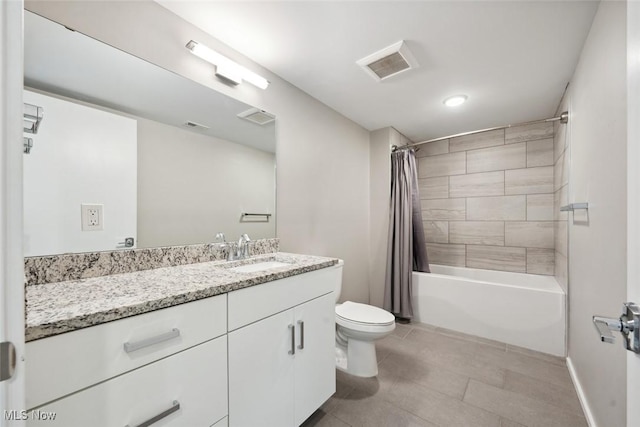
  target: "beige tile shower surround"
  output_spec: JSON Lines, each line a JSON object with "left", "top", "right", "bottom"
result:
{"left": 417, "top": 122, "right": 555, "bottom": 274}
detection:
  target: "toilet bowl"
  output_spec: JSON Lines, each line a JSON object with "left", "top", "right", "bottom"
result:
{"left": 332, "top": 260, "right": 395, "bottom": 377}
{"left": 335, "top": 301, "right": 396, "bottom": 377}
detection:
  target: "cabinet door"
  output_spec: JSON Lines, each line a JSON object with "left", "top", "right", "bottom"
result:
{"left": 228, "top": 309, "right": 295, "bottom": 427}
{"left": 294, "top": 293, "right": 336, "bottom": 426}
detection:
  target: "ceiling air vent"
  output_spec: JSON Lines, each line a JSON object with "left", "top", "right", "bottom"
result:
{"left": 184, "top": 121, "right": 210, "bottom": 130}
{"left": 356, "top": 40, "right": 419, "bottom": 82}
{"left": 237, "top": 108, "right": 275, "bottom": 125}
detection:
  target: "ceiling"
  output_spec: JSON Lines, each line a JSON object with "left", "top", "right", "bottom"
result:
{"left": 158, "top": 1, "right": 599, "bottom": 142}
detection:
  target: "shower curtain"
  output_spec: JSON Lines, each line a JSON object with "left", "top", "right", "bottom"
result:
{"left": 383, "top": 148, "right": 430, "bottom": 320}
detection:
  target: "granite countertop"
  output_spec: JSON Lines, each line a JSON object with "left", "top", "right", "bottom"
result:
{"left": 26, "top": 252, "right": 339, "bottom": 342}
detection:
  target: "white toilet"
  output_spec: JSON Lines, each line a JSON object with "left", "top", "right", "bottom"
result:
{"left": 334, "top": 261, "right": 396, "bottom": 377}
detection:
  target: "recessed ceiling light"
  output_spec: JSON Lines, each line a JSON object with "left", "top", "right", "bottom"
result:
{"left": 443, "top": 95, "right": 468, "bottom": 107}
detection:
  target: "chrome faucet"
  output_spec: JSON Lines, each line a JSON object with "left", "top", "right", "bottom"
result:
{"left": 218, "top": 233, "right": 251, "bottom": 261}
{"left": 236, "top": 233, "right": 251, "bottom": 259}
{"left": 214, "top": 232, "right": 235, "bottom": 261}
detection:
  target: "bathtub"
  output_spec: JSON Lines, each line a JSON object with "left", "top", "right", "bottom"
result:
{"left": 412, "top": 264, "right": 566, "bottom": 356}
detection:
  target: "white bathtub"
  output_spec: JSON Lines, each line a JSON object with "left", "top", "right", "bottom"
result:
{"left": 412, "top": 264, "right": 566, "bottom": 356}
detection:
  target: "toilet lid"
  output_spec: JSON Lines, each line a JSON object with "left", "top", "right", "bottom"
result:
{"left": 335, "top": 301, "right": 395, "bottom": 325}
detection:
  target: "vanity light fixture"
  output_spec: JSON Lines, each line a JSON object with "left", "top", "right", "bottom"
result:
{"left": 443, "top": 95, "right": 468, "bottom": 107}
{"left": 186, "top": 40, "right": 270, "bottom": 90}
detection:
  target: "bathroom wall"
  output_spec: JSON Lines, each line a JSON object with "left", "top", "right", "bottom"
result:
{"left": 562, "top": 2, "right": 628, "bottom": 426}
{"left": 23, "top": 89, "right": 137, "bottom": 256}
{"left": 25, "top": 0, "right": 372, "bottom": 304}
{"left": 137, "top": 118, "right": 276, "bottom": 248}
{"left": 369, "top": 127, "right": 412, "bottom": 308}
{"left": 417, "top": 123, "right": 555, "bottom": 274}
{"left": 627, "top": 2, "right": 640, "bottom": 422}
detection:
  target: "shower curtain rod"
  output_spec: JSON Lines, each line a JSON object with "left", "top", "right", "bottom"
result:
{"left": 391, "top": 111, "right": 569, "bottom": 152}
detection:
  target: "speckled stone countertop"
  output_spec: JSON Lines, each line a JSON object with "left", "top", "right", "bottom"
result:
{"left": 26, "top": 252, "right": 339, "bottom": 342}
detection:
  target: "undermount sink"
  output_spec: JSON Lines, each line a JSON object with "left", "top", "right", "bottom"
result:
{"left": 229, "top": 261, "right": 291, "bottom": 273}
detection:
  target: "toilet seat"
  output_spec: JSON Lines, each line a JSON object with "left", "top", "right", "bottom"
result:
{"left": 335, "top": 301, "right": 395, "bottom": 331}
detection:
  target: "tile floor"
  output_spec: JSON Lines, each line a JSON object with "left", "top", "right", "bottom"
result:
{"left": 302, "top": 322, "right": 587, "bottom": 427}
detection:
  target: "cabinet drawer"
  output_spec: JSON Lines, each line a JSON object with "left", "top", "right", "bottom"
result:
{"left": 26, "top": 294, "right": 227, "bottom": 409}
{"left": 228, "top": 264, "right": 340, "bottom": 331}
{"left": 28, "top": 336, "right": 228, "bottom": 427}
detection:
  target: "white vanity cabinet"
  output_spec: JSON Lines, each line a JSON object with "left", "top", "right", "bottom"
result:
{"left": 25, "top": 260, "right": 342, "bottom": 427}
{"left": 227, "top": 265, "right": 340, "bottom": 427}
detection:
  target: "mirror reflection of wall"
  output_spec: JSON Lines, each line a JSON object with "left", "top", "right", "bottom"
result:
{"left": 23, "top": 89, "right": 137, "bottom": 257}
{"left": 23, "top": 11, "right": 276, "bottom": 257}
{"left": 137, "top": 117, "right": 276, "bottom": 249}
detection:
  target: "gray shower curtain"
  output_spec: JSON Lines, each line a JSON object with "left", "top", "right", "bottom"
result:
{"left": 383, "top": 148, "right": 430, "bottom": 320}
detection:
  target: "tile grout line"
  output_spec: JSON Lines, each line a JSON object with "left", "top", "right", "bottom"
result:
{"left": 458, "top": 379, "right": 518, "bottom": 424}
{"left": 328, "top": 405, "right": 354, "bottom": 427}
{"left": 461, "top": 376, "right": 472, "bottom": 401}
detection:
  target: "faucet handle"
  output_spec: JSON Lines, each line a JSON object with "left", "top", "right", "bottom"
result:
{"left": 214, "top": 232, "right": 226, "bottom": 243}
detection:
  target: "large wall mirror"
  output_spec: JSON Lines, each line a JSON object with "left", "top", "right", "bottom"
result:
{"left": 23, "top": 11, "right": 276, "bottom": 257}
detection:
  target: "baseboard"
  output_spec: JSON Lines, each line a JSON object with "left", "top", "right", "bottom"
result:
{"left": 566, "top": 356, "right": 598, "bottom": 427}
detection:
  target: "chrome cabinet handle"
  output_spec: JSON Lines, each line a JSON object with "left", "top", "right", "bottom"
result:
{"left": 123, "top": 328, "right": 180, "bottom": 353}
{"left": 125, "top": 400, "right": 180, "bottom": 427}
{"left": 288, "top": 324, "right": 295, "bottom": 355}
{"left": 297, "top": 320, "right": 305, "bottom": 350}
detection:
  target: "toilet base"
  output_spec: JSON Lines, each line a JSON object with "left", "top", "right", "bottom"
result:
{"left": 335, "top": 333, "right": 379, "bottom": 378}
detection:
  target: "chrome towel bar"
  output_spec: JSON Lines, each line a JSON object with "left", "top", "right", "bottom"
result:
{"left": 241, "top": 212, "right": 272, "bottom": 218}
{"left": 560, "top": 203, "right": 589, "bottom": 212}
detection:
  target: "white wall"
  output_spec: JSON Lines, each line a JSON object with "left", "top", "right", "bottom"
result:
{"left": 627, "top": 2, "right": 640, "bottom": 423}
{"left": 1, "top": 0, "right": 27, "bottom": 415}
{"left": 137, "top": 118, "right": 275, "bottom": 248}
{"left": 23, "top": 89, "right": 137, "bottom": 256}
{"left": 369, "top": 127, "right": 412, "bottom": 308}
{"left": 564, "top": 2, "right": 627, "bottom": 426}
{"left": 25, "top": 0, "right": 372, "bottom": 303}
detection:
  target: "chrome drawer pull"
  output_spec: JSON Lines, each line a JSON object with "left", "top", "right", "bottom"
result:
{"left": 125, "top": 400, "right": 180, "bottom": 427}
{"left": 123, "top": 328, "right": 181, "bottom": 353}
{"left": 297, "top": 320, "right": 305, "bottom": 350}
{"left": 288, "top": 324, "right": 295, "bottom": 355}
